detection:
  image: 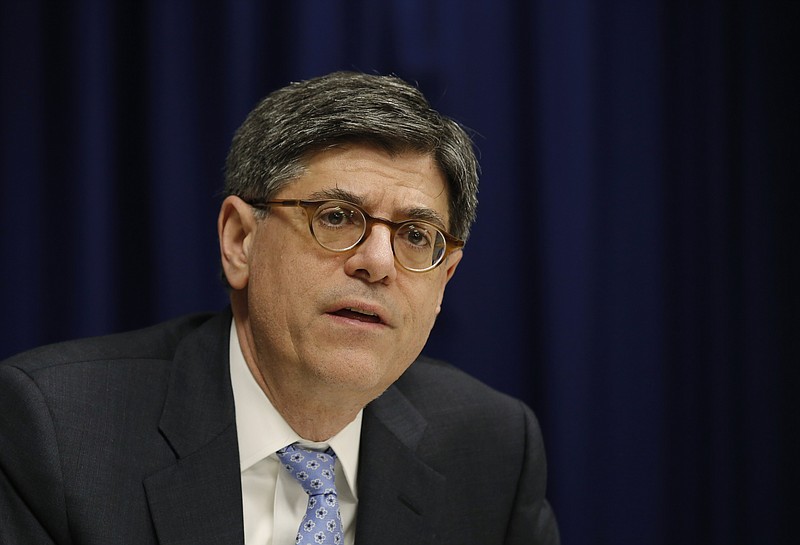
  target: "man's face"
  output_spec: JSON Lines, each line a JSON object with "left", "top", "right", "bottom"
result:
{"left": 234, "top": 144, "right": 462, "bottom": 406}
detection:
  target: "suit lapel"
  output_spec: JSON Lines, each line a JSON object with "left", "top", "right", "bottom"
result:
{"left": 356, "top": 384, "right": 446, "bottom": 545}
{"left": 143, "top": 310, "right": 245, "bottom": 545}
{"left": 140, "top": 311, "right": 446, "bottom": 545}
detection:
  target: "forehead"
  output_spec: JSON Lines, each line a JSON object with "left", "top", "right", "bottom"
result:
{"left": 281, "top": 145, "right": 451, "bottom": 223}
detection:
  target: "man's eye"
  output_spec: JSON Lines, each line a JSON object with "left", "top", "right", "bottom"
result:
{"left": 404, "top": 226, "right": 432, "bottom": 247}
{"left": 322, "top": 209, "right": 348, "bottom": 226}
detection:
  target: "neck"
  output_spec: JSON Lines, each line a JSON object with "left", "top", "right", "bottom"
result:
{"left": 265, "top": 391, "right": 361, "bottom": 442}
{"left": 232, "top": 301, "right": 365, "bottom": 442}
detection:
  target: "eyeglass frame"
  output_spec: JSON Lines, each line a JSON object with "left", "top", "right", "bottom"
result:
{"left": 244, "top": 198, "right": 465, "bottom": 272}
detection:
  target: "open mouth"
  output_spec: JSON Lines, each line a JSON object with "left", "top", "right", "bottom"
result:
{"left": 330, "top": 307, "right": 382, "bottom": 324}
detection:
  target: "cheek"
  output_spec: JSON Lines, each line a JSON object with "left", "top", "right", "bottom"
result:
{"left": 246, "top": 249, "right": 320, "bottom": 364}
{"left": 250, "top": 251, "right": 311, "bottom": 312}
{"left": 247, "top": 238, "right": 296, "bottom": 318}
{"left": 402, "top": 279, "right": 448, "bottom": 338}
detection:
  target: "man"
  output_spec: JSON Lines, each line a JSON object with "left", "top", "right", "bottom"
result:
{"left": 0, "top": 72, "right": 559, "bottom": 544}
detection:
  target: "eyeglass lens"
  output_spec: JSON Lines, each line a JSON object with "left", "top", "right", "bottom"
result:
{"left": 310, "top": 201, "right": 447, "bottom": 271}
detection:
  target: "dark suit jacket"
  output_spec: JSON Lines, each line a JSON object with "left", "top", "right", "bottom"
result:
{"left": 0, "top": 310, "right": 558, "bottom": 544}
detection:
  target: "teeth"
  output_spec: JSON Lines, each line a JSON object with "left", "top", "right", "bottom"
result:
{"left": 345, "top": 307, "right": 377, "bottom": 317}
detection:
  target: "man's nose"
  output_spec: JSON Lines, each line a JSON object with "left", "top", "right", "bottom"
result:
{"left": 342, "top": 224, "right": 398, "bottom": 284}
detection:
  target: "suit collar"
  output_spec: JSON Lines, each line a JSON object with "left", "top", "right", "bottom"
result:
{"left": 356, "top": 380, "right": 446, "bottom": 545}
{"left": 158, "top": 309, "right": 236, "bottom": 458}
{"left": 143, "top": 312, "right": 446, "bottom": 545}
{"left": 144, "top": 309, "right": 245, "bottom": 545}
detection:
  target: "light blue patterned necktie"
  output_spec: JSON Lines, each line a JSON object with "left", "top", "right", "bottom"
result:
{"left": 277, "top": 443, "right": 343, "bottom": 545}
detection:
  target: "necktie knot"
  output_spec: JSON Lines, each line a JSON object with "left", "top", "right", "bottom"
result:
{"left": 277, "top": 443, "right": 343, "bottom": 544}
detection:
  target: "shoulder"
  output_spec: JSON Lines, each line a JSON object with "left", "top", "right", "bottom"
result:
{"left": 0, "top": 311, "right": 225, "bottom": 417}
{"left": 372, "top": 355, "right": 557, "bottom": 542}
{"left": 397, "top": 354, "right": 529, "bottom": 412}
{"left": 0, "top": 310, "right": 230, "bottom": 468}
{"left": 393, "top": 354, "right": 540, "bottom": 438}
{"left": 1, "top": 312, "right": 219, "bottom": 376}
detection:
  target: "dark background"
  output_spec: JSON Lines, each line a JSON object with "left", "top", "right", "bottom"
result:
{"left": 1, "top": 1, "right": 797, "bottom": 543}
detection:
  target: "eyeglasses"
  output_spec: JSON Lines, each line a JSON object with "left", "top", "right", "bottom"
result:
{"left": 245, "top": 198, "right": 464, "bottom": 272}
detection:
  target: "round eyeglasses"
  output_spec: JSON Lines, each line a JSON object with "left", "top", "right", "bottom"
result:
{"left": 245, "top": 198, "right": 465, "bottom": 272}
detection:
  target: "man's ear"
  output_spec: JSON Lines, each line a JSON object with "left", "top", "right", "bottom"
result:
{"left": 218, "top": 196, "right": 258, "bottom": 290}
{"left": 434, "top": 249, "right": 463, "bottom": 315}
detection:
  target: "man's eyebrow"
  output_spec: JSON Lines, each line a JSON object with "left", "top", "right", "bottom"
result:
{"left": 405, "top": 208, "right": 447, "bottom": 229}
{"left": 307, "top": 188, "right": 448, "bottom": 229}
{"left": 307, "top": 188, "right": 363, "bottom": 205}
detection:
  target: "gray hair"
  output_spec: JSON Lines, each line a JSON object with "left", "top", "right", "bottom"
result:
{"left": 224, "top": 71, "right": 479, "bottom": 241}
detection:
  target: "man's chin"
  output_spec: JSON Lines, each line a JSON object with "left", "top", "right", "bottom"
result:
{"left": 310, "top": 353, "right": 408, "bottom": 397}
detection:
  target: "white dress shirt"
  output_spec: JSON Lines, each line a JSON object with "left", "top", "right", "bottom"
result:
{"left": 229, "top": 321, "right": 362, "bottom": 545}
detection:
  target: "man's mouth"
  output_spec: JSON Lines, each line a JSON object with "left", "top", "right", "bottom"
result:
{"left": 330, "top": 307, "right": 382, "bottom": 324}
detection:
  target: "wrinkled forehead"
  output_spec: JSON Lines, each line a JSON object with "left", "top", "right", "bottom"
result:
{"left": 290, "top": 144, "right": 452, "bottom": 224}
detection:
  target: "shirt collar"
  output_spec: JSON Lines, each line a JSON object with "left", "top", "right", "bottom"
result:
{"left": 228, "top": 319, "right": 362, "bottom": 497}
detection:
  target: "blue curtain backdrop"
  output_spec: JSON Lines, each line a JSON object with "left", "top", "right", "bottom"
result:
{"left": 1, "top": 1, "right": 797, "bottom": 544}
